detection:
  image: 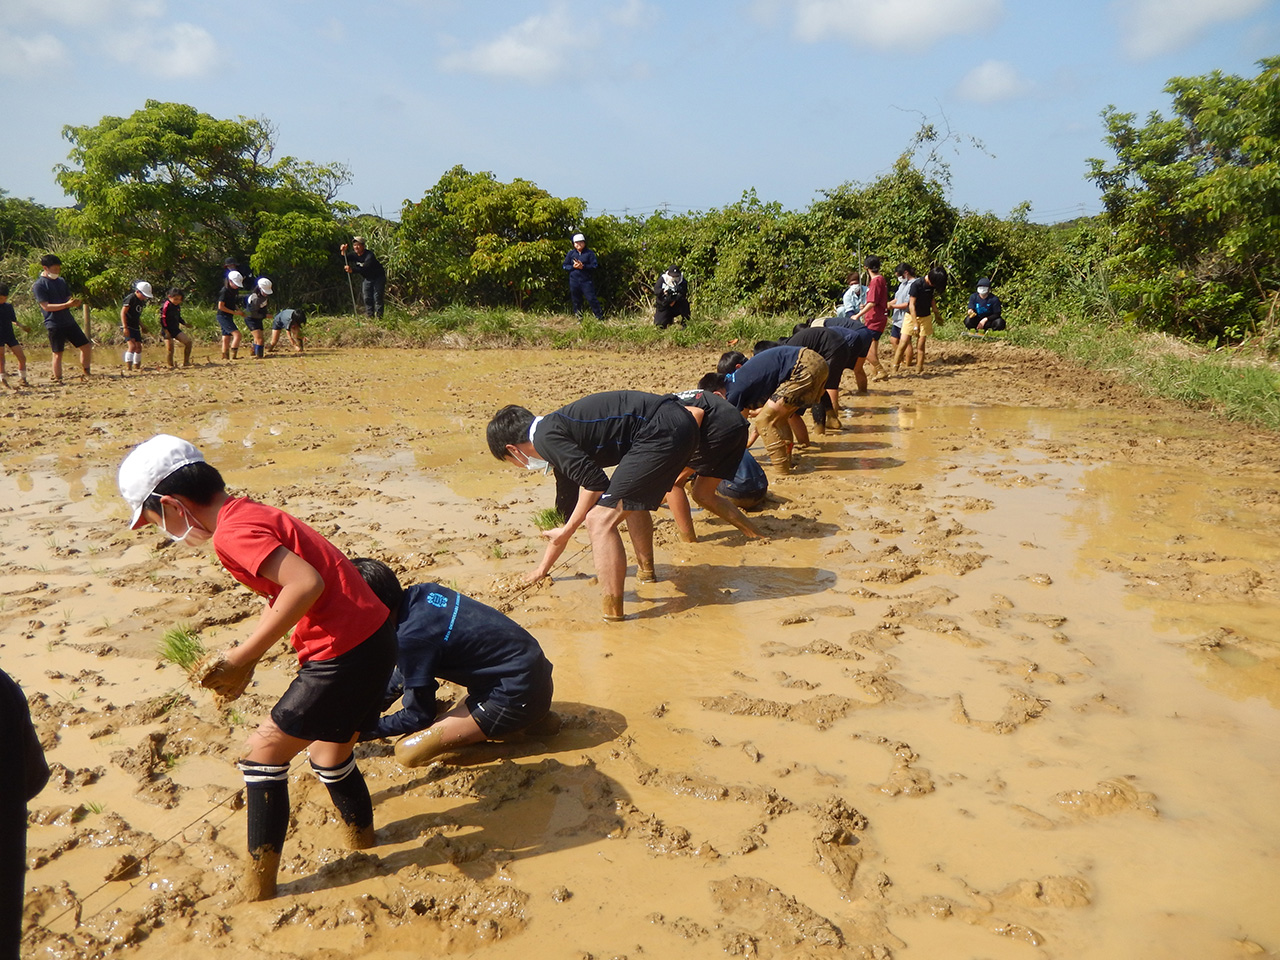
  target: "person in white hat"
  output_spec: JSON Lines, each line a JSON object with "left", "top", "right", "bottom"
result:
{"left": 117, "top": 435, "right": 397, "bottom": 900}
{"left": 119, "top": 280, "right": 152, "bottom": 372}
{"left": 562, "top": 233, "right": 603, "bottom": 320}
{"left": 244, "top": 277, "right": 273, "bottom": 359}
{"left": 216, "top": 271, "right": 246, "bottom": 360}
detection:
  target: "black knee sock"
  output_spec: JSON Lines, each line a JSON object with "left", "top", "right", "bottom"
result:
{"left": 239, "top": 761, "right": 290, "bottom": 857}
{"left": 311, "top": 756, "right": 372, "bottom": 828}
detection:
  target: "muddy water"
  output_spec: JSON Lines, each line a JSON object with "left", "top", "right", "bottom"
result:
{"left": 5, "top": 347, "right": 1279, "bottom": 959}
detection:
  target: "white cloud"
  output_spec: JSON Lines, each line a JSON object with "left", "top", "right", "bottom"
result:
{"left": 954, "top": 59, "right": 1028, "bottom": 102}
{"left": 440, "top": 2, "right": 590, "bottom": 81}
{"left": 147, "top": 23, "right": 216, "bottom": 78}
{"left": 0, "top": 30, "right": 67, "bottom": 74}
{"left": 770, "top": 0, "right": 1002, "bottom": 49}
{"left": 1115, "top": 0, "right": 1269, "bottom": 58}
{"left": 0, "top": 0, "right": 164, "bottom": 26}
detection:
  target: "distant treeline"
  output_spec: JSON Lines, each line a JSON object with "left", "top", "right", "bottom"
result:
{"left": 3, "top": 57, "right": 1278, "bottom": 350}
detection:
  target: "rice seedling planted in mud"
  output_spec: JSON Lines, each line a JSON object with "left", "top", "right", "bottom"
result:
{"left": 159, "top": 624, "right": 205, "bottom": 671}
{"left": 532, "top": 508, "right": 565, "bottom": 531}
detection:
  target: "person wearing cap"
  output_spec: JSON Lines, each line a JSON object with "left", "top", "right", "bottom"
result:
{"left": 244, "top": 278, "right": 273, "bottom": 359}
{"left": 562, "top": 233, "right": 603, "bottom": 321}
{"left": 120, "top": 280, "right": 152, "bottom": 372}
{"left": 340, "top": 237, "right": 385, "bottom": 318}
{"left": 486, "top": 391, "right": 699, "bottom": 622}
{"left": 653, "top": 264, "right": 690, "bottom": 328}
{"left": 31, "top": 254, "right": 90, "bottom": 383}
{"left": 116, "top": 435, "right": 396, "bottom": 901}
{"left": 217, "top": 271, "right": 246, "bottom": 360}
{"left": 965, "top": 277, "right": 1005, "bottom": 334}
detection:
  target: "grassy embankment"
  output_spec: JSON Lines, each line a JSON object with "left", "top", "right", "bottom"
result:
{"left": 9, "top": 301, "right": 1279, "bottom": 430}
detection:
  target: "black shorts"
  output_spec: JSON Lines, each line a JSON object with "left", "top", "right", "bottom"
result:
{"left": 244, "top": 318, "right": 264, "bottom": 332}
{"left": 270, "top": 615, "right": 397, "bottom": 742}
{"left": 597, "top": 402, "right": 699, "bottom": 512}
{"left": 0, "top": 328, "right": 17, "bottom": 348}
{"left": 123, "top": 326, "right": 142, "bottom": 342}
{"left": 45, "top": 316, "right": 90, "bottom": 353}
{"left": 467, "top": 656, "right": 554, "bottom": 738}
{"left": 216, "top": 313, "right": 239, "bottom": 336}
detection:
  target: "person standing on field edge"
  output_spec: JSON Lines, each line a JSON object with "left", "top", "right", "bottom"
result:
{"left": 31, "top": 254, "right": 91, "bottom": 382}
{"left": 341, "top": 237, "right": 385, "bottom": 318}
{"left": 563, "top": 233, "right": 603, "bottom": 320}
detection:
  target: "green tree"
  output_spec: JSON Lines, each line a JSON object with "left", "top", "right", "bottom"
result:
{"left": 0, "top": 190, "right": 59, "bottom": 256}
{"left": 56, "top": 100, "right": 353, "bottom": 305}
{"left": 1088, "top": 58, "right": 1280, "bottom": 342}
{"left": 399, "top": 166, "right": 582, "bottom": 309}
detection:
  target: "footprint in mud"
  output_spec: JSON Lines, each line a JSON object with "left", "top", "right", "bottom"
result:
{"left": 951, "top": 688, "right": 1049, "bottom": 733}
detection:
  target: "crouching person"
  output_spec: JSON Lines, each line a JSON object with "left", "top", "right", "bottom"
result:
{"left": 353, "top": 558, "right": 555, "bottom": 768}
{"left": 117, "top": 435, "right": 395, "bottom": 901}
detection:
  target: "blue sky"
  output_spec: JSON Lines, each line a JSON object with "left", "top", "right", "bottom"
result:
{"left": 1, "top": 0, "right": 1276, "bottom": 225}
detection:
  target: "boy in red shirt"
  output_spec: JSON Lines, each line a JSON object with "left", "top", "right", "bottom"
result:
{"left": 117, "top": 435, "right": 395, "bottom": 901}
{"left": 852, "top": 254, "right": 889, "bottom": 380}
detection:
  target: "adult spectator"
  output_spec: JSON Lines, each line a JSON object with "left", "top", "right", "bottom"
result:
{"left": 653, "top": 265, "right": 690, "bottom": 328}
{"left": 965, "top": 278, "right": 1006, "bottom": 333}
{"left": 562, "top": 233, "right": 603, "bottom": 320}
{"left": 341, "top": 237, "right": 386, "bottom": 318}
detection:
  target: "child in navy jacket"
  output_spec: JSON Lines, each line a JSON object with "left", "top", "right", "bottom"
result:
{"left": 354, "top": 558, "right": 554, "bottom": 767}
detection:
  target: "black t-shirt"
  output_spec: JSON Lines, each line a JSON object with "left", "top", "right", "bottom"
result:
{"left": 678, "top": 389, "right": 749, "bottom": 480}
{"left": 218, "top": 285, "right": 240, "bottom": 314}
{"left": 909, "top": 278, "right": 935, "bottom": 317}
{"left": 534, "top": 390, "right": 681, "bottom": 492}
{"left": 121, "top": 292, "right": 147, "bottom": 328}
{"left": 160, "top": 299, "right": 184, "bottom": 335}
{"left": 785, "top": 327, "right": 851, "bottom": 374}
{"left": 0, "top": 302, "right": 16, "bottom": 336}
{"left": 349, "top": 250, "right": 386, "bottom": 282}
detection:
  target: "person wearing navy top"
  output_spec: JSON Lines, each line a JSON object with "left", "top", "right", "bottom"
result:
{"left": 715, "top": 344, "right": 828, "bottom": 474}
{"left": 965, "top": 278, "right": 1005, "bottom": 333}
{"left": 562, "top": 233, "right": 603, "bottom": 320}
{"left": 354, "top": 559, "right": 554, "bottom": 768}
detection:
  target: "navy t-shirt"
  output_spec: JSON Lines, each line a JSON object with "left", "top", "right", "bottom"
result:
{"left": 724, "top": 346, "right": 801, "bottom": 410}
{"left": 825, "top": 322, "right": 874, "bottom": 360}
{"left": 31, "top": 275, "right": 72, "bottom": 326}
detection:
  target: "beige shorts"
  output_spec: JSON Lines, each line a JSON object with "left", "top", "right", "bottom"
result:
{"left": 772, "top": 347, "right": 829, "bottom": 409}
{"left": 901, "top": 314, "right": 933, "bottom": 338}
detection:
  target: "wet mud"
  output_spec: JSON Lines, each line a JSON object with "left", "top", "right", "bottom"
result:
{"left": 3, "top": 340, "right": 1279, "bottom": 959}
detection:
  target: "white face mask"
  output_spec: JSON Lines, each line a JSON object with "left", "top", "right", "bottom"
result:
{"left": 977, "top": 287, "right": 990, "bottom": 297}
{"left": 513, "top": 448, "right": 549, "bottom": 473}
{"left": 159, "top": 499, "right": 195, "bottom": 542}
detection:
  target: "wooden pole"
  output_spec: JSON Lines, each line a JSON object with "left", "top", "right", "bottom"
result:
{"left": 82, "top": 303, "right": 91, "bottom": 339}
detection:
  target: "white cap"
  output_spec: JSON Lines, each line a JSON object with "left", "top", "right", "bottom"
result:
{"left": 135, "top": 281, "right": 153, "bottom": 299}
{"left": 572, "top": 233, "right": 585, "bottom": 243}
{"left": 227, "top": 271, "right": 244, "bottom": 288}
{"left": 257, "top": 278, "right": 273, "bottom": 295}
{"left": 118, "top": 435, "right": 205, "bottom": 529}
